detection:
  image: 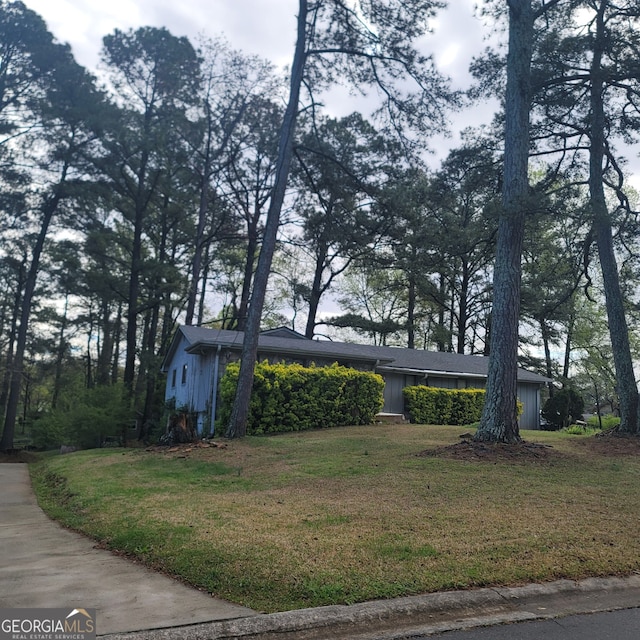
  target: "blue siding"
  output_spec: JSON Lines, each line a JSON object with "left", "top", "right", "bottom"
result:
{"left": 164, "top": 336, "right": 217, "bottom": 434}
{"left": 517, "top": 383, "right": 541, "bottom": 430}
{"left": 163, "top": 332, "right": 542, "bottom": 433}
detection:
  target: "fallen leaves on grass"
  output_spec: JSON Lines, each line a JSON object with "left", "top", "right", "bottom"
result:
{"left": 144, "top": 440, "right": 228, "bottom": 458}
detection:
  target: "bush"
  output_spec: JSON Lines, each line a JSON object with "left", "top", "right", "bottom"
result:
{"left": 587, "top": 414, "right": 620, "bottom": 430}
{"left": 565, "top": 424, "right": 600, "bottom": 436}
{"left": 30, "top": 384, "right": 134, "bottom": 449}
{"left": 216, "top": 361, "right": 384, "bottom": 435}
{"left": 403, "top": 387, "right": 486, "bottom": 426}
{"left": 541, "top": 388, "right": 585, "bottom": 431}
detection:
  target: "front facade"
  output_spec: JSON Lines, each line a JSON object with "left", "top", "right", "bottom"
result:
{"left": 161, "top": 326, "right": 549, "bottom": 434}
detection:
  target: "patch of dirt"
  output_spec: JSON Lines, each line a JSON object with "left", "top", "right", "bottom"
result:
{"left": 417, "top": 438, "right": 562, "bottom": 464}
{"left": 144, "top": 439, "right": 228, "bottom": 459}
{"left": 574, "top": 429, "right": 640, "bottom": 457}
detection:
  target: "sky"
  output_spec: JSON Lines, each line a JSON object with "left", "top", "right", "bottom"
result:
{"left": 17, "top": 0, "right": 640, "bottom": 336}
{"left": 20, "top": 0, "right": 640, "bottom": 186}
{"left": 22, "top": 0, "right": 494, "bottom": 162}
{"left": 20, "top": 0, "right": 496, "bottom": 329}
{"left": 22, "top": 0, "right": 487, "bottom": 78}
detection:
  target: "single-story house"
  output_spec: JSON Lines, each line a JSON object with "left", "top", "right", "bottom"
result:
{"left": 161, "top": 325, "right": 550, "bottom": 434}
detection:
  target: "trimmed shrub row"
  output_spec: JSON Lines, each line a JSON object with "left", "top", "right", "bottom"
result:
{"left": 216, "top": 361, "right": 385, "bottom": 435}
{"left": 403, "top": 386, "right": 486, "bottom": 426}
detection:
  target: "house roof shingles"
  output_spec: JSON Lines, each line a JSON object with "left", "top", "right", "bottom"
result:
{"left": 167, "top": 326, "right": 548, "bottom": 385}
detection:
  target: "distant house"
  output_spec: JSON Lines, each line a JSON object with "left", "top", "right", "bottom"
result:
{"left": 161, "top": 325, "right": 549, "bottom": 434}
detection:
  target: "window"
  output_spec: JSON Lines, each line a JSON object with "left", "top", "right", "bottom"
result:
{"left": 171, "top": 369, "right": 177, "bottom": 388}
{"left": 181, "top": 364, "right": 188, "bottom": 385}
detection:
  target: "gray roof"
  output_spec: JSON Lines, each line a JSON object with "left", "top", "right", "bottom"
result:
{"left": 164, "top": 325, "right": 549, "bottom": 385}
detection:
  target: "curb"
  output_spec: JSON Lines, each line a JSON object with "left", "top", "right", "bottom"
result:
{"left": 100, "top": 574, "right": 640, "bottom": 640}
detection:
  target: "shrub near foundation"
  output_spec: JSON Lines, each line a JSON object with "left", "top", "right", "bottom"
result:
{"left": 404, "top": 386, "right": 486, "bottom": 425}
{"left": 217, "top": 361, "right": 384, "bottom": 434}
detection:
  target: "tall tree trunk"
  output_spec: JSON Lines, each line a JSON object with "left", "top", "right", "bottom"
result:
{"left": 96, "top": 299, "right": 114, "bottom": 386}
{"left": 140, "top": 196, "right": 171, "bottom": 438}
{"left": 85, "top": 349, "right": 93, "bottom": 390}
{"left": 436, "top": 273, "right": 447, "bottom": 352}
{"left": 589, "top": 0, "right": 639, "bottom": 433}
{"left": 483, "top": 312, "right": 492, "bottom": 356}
{"left": 407, "top": 270, "right": 417, "bottom": 350}
{"left": 21, "top": 363, "right": 31, "bottom": 434}
{"left": 85, "top": 306, "right": 95, "bottom": 389}
{"left": 305, "top": 245, "right": 328, "bottom": 339}
{"left": 140, "top": 302, "right": 160, "bottom": 442}
{"left": 540, "top": 318, "right": 555, "bottom": 398}
{"left": 185, "top": 130, "right": 212, "bottom": 326}
{"left": 475, "top": 0, "right": 533, "bottom": 444}
{"left": 51, "top": 295, "right": 70, "bottom": 409}
{"left": 592, "top": 378, "right": 603, "bottom": 429}
{"left": 457, "top": 260, "right": 471, "bottom": 354}
{"left": 197, "top": 242, "right": 211, "bottom": 326}
{"left": 448, "top": 293, "right": 455, "bottom": 352}
{"left": 1, "top": 164, "right": 69, "bottom": 450}
{"left": 134, "top": 310, "right": 152, "bottom": 402}
{"left": 123, "top": 110, "right": 153, "bottom": 395}
{"left": 562, "top": 311, "right": 574, "bottom": 382}
{"left": 111, "top": 302, "right": 123, "bottom": 384}
{"left": 226, "top": 0, "right": 308, "bottom": 438}
{"left": 0, "top": 254, "right": 26, "bottom": 422}
{"left": 123, "top": 201, "right": 144, "bottom": 394}
{"left": 236, "top": 219, "right": 259, "bottom": 332}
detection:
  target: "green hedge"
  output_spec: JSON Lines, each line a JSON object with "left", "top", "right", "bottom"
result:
{"left": 403, "top": 386, "right": 486, "bottom": 426}
{"left": 216, "top": 361, "right": 385, "bottom": 435}
{"left": 403, "top": 386, "right": 525, "bottom": 426}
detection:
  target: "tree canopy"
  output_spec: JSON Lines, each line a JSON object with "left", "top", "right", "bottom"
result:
{"left": 1, "top": 0, "right": 639, "bottom": 450}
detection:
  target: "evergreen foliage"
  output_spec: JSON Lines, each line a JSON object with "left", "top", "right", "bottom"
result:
{"left": 217, "top": 361, "right": 384, "bottom": 435}
{"left": 403, "top": 386, "right": 486, "bottom": 426}
{"left": 30, "top": 383, "right": 133, "bottom": 449}
{"left": 2, "top": 1, "right": 640, "bottom": 449}
{"left": 541, "top": 388, "right": 585, "bottom": 431}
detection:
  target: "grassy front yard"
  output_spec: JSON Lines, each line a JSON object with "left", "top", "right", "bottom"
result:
{"left": 30, "top": 425, "right": 640, "bottom": 613}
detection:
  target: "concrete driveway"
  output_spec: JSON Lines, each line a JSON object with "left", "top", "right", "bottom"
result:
{"left": 0, "top": 464, "right": 256, "bottom": 635}
{"left": 3, "top": 462, "right": 640, "bottom": 640}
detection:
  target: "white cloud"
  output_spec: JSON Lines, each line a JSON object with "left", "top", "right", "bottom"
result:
{"left": 24, "top": 0, "right": 298, "bottom": 71}
{"left": 23, "top": 0, "right": 638, "bottom": 188}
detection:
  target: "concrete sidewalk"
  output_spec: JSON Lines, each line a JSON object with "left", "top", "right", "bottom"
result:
{"left": 2, "top": 462, "right": 640, "bottom": 640}
{"left": 0, "top": 464, "right": 255, "bottom": 635}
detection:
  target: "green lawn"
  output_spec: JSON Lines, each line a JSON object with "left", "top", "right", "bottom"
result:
{"left": 30, "top": 425, "right": 640, "bottom": 613}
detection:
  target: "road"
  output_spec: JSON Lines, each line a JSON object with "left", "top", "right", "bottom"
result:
{"left": 408, "top": 607, "right": 640, "bottom": 639}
